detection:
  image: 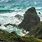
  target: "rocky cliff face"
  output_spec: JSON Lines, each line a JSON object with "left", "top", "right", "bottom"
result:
{"left": 18, "top": 7, "right": 40, "bottom": 31}
{"left": 29, "top": 22, "right": 42, "bottom": 39}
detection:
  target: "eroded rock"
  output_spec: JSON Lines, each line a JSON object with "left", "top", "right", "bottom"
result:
{"left": 19, "top": 7, "right": 40, "bottom": 31}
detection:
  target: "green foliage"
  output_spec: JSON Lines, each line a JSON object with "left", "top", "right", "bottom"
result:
{"left": 21, "top": 36, "right": 42, "bottom": 42}
{"left": 0, "top": 29, "right": 42, "bottom": 42}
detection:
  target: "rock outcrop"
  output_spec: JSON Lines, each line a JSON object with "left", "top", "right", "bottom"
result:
{"left": 4, "top": 23, "right": 16, "bottom": 27}
{"left": 29, "top": 22, "right": 42, "bottom": 39}
{"left": 18, "top": 7, "right": 40, "bottom": 31}
{"left": 15, "top": 14, "right": 23, "bottom": 20}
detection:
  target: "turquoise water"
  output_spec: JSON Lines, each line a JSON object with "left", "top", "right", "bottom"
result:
{"left": 0, "top": 0, "right": 42, "bottom": 36}
{"left": 0, "top": 0, "right": 42, "bottom": 11}
{"left": 0, "top": 0, "right": 42, "bottom": 21}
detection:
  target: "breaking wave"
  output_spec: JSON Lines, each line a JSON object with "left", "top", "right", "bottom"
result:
{"left": 0, "top": 0, "right": 42, "bottom": 36}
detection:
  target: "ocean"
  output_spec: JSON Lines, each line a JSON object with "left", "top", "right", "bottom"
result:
{"left": 0, "top": 0, "right": 42, "bottom": 36}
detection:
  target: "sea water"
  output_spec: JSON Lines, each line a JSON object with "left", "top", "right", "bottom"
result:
{"left": 0, "top": 0, "right": 42, "bottom": 36}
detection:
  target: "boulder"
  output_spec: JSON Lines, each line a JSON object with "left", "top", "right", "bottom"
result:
{"left": 18, "top": 7, "right": 40, "bottom": 31}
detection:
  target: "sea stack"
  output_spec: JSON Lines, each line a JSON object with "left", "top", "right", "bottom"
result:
{"left": 18, "top": 7, "right": 40, "bottom": 31}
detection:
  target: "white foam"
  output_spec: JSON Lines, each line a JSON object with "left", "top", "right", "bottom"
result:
{"left": 36, "top": 10, "right": 42, "bottom": 21}
{"left": 36, "top": 7, "right": 42, "bottom": 9}
{"left": 0, "top": 12, "right": 17, "bottom": 16}
{"left": 0, "top": 25, "right": 29, "bottom": 36}
{"left": 0, "top": 25, "right": 7, "bottom": 30}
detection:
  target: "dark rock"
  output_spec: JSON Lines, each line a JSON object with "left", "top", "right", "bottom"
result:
{"left": 15, "top": 14, "right": 23, "bottom": 20}
{"left": 0, "top": 40, "right": 7, "bottom": 42}
{"left": 18, "top": 7, "right": 40, "bottom": 31}
{"left": 29, "top": 22, "right": 42, "bottom": 39}
{"left": 39, "top": 12, "right": 41, "bottom": 14}
{"left": 0, "top": 10, "right": 14, "bottom": 13}
{"left": 0, "top": 24, "right": 1, "bottom": 26}
{"left": 4, "top": 23, "right": 16, "bottom": 27}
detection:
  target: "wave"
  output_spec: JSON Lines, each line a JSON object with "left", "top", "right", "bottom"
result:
{"left": 0, "top": 0, "right": 42, "bottom": 36}
{"left": 0, "top": 25, "right": 29, "bottom": 36}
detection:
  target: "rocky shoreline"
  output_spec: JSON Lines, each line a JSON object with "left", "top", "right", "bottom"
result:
{"left": 0, "top": 7, "right": 42, "bottom": 42}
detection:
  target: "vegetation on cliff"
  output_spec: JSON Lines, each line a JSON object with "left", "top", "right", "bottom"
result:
{"left": 0, "top": 29, "right": 42, "bottom": 42}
